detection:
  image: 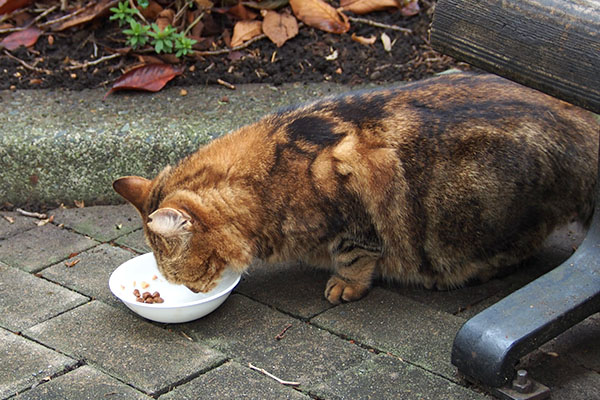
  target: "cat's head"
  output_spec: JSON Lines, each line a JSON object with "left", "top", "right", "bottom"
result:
{"left": 113, "top": 174, "right": 250, "bottom": 293}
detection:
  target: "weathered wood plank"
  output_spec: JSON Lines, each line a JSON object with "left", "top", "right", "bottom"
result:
{"left": 430, "top": 0, "right": 600, "bottom": 113}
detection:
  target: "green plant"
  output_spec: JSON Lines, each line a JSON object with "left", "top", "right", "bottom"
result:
{"left": 123, "top": 20, "right": 150, "bottom": 48}
{"left": 109, "top": 1, "right": 136, "bottom": 26}
{"left": 148, "top": 23, "right": 177, "bottom": 54}
{"left": 174, "top": 33, "right": 197, "bottom": 57}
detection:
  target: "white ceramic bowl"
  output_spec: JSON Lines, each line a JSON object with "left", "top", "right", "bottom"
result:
{"left": 109, "top": 252, "right": 241, "bottom": 323}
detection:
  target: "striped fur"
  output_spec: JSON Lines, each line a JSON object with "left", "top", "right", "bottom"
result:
{"left": 114, "top": 72, "right": 598, "bottom": 304}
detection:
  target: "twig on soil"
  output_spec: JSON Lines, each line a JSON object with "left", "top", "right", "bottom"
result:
{"left": 248, "top": 363, "right": 300, "bottom": 386}
{"left": 64, "top": 53, "right": 122, "bottom": 70}
{"left": 347, "top": 16, "right": 413, "bottom": 33}
{"left": 0, "top": 5, "right": 58, "bottom": 33}
{"left": 217, "top": 78, "right": 235, "bottom": 90}
{"left": 3, "top": 50, "right": 52, "bottom": 74}
{"left": 275, "top": 323, "right": 292, "bottom": 340}
{"left": 39, "top": 6, "right": 87, "bottom": 28}
{"left": 15, "top": 208, "right": 47, "bottom": 219}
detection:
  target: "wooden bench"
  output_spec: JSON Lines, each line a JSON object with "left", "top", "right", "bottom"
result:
{"left": 430, "top": 0, "right": 600, "bottom": 397}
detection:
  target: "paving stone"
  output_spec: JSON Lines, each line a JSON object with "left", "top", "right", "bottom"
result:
{"left": 176, "top": 294, "right": 375, "bottom": 388}
{"left": 13, "top": 365, "right": 153, "bottom": 400}
{"left": 236, "top": 262, "right": 334, "bottom": 319}
{"left": 0, "top": 211, "right": 38, "bottom": 240}
{"left": 114, "top": 229, "right": 151, "bottom": 254}
{"left": 0, "top": 327, "right": 77, "bottom": 400}
{"left": 23, "top": 301, "right": 225, "bottom": 396}
{"left": 0, "top": 263, "right": 88, "bottom": 332}
{"left": 536, "top": 313, "right": 600, "bottom": 373}
{"left": 310, "top": 354, "right": 490, "bottom": 400}
{"left": 49, "top": 205, "right": 141, "bottom": 243}
{"left": 311, "top": 287, "right": 465, "bottom": 380}
{"left": 159, "top": 361, "right": 309, "bottom": 400}
{"left": 0, "top": 224, "right": 98, "bottom": 273}
{"left": 41, "top": 243, "right": 135, "bottom": 308}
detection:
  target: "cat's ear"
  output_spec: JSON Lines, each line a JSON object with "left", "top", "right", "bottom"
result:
{"left": 147, "top": 208, "right": 192, "bottom": 237}
{"left": 113, "top": 176, "right": 151, "bottom": 213}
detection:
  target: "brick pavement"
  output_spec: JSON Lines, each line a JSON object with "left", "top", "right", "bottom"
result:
{"left": 0, "top": 205, "right": 598, "bottom": 399}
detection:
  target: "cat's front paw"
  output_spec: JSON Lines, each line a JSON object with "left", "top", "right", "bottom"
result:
{"left": 325, "top": 275, "right": 369, "bottom": 305}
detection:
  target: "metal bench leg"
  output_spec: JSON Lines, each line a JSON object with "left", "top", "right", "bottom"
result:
{"left": 451, "top": 175, "right": 600, "bottom": 389}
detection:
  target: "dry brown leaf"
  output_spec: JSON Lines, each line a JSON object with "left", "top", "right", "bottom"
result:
{"left": 74, "top": 200, "right": 85, "bottom": 208}
{"left": 0, "top": 0, "right": 32, "bottom": 15}
{"left": 104, "top": 63, "right": 183, "bottom": 99}
{"left": 351, "top": 32, "right": 376, "bottom": 45}
{"left": 194, "top": 0, "right": 214, "bottom": 10}
{"left": 230, "top": 20, "right": 262, "bottom": 48}
{"left": 340, "top": 0, "right": 398, "bottom": 15}
{"left": 52, "top": 0, "right": 118, "bottom": 31}
{"left": 0, "top": 26, "right": 41, "bottom": 51}
{"left": 65, "top": 258, "right": 80, "bottom": 268}
{"left": 156, "top": 9, "right": 175, "bottom": 32}
{"left": 140, "top": 0, "right": 163, "bottom": 19}
{"left": 227, "top": 3, "right": 257, "bottom": 21}
{"left": 289, "top": 0, "right": 349, "bottom": 34}
{"left": 262, "top": 11, "right": 298, "bottom": 48}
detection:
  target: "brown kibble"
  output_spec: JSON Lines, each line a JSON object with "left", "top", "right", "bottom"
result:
{"left": 135, "top": 297, "right": 144, "bottom": 302}
{"left": 145, "top": 297, "right": 155, "bottom": 304}
{"left": 152, "top": 291, "right": 160, "bottom": 298}
{"left": 133, "top": 289, "right": 141, "bottom": 298}
{"left": 141, "top": 281, "right": 150, "bottom": 289}
{"left": 155, "top": 297, "right": 164, "bottom": 303}
{"left": 142, "top": 291, "right": 152, "bottom": 299}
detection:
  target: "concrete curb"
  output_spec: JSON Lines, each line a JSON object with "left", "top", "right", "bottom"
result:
{"left": 1, "top": 81, "right": 373, "bottom": 208}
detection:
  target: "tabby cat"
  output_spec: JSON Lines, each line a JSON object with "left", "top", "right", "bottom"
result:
{"left": 114, "top": 72, "right": 598, "bottom": 305}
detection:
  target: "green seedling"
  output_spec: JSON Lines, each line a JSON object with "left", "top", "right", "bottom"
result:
{"left": 109, "top": 1, "right": 136, "bottom": 26}
{"left": 174, "top": 33, "right": 197, "bottom": 57}
{"left": 148, "top": 23, "right": 177, "bottom": 54}
{"left": 123, "top": 20, "right": 150, "bottom": 48}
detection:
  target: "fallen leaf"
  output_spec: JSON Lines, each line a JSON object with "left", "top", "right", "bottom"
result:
{"left": 140, "top": 0, "right": 163, "bottom": 19}
{"left": 104, "top": 63, "right": 183, "bottom": 98}
{"left": 227, "top": 3, "right": 257, "bottom": 20}
{"left": 262, "top": 10, "right": 298, "bottom": 47}
{"left": 51, "top": 0, "right": 118, "bottom": 31}
{"left": 156, "top": 8, "right": 175, "bottom": 31}
{"left": 400, "top": 0, "right": 420, "bottom": 16}
{"left": 65, "top": 259, "right": 80, "bottom": 268}
{"left": 194, "top": 0, "right": 214, "bottom": 10}
{"left": 74, "top": 199, "right": 85, "bottom": 208}
{"left": 289, "top": 0, "right": 349, "bottom": 34}
{"left": 230, "top": 20, "right": 262, "bottom": 48}
{"left": 0, "top": 0, "right": 32, "bottom": 15}
{"left": 351, "top": 32, "right": 376, "bottom": 45}
{"left": 340, "top": 0, "right": 399, "bottom": 14}
{"left": 0, "top": 26, "right": 41, "bottom": 51}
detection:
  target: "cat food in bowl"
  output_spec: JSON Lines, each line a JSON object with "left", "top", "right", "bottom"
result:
{"left": 109, "top": 252, "right": 241, "bottom": 323}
